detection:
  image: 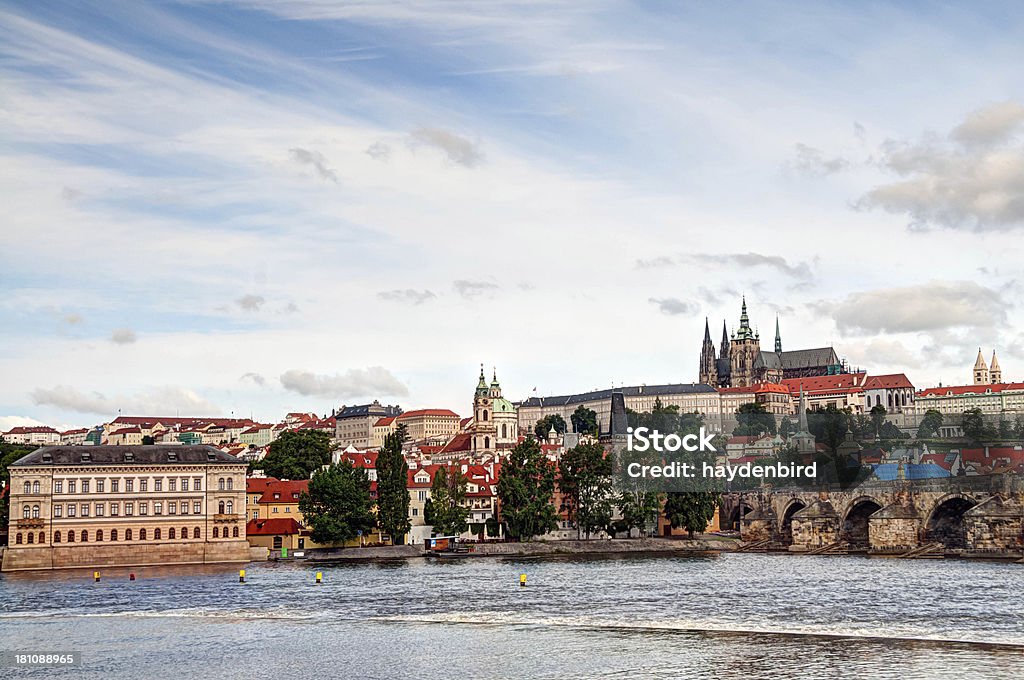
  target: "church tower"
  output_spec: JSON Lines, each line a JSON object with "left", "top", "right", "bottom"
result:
{"left": 472, "top": 364, "right": 497, "bottom": 455}
{"left": 699, "top": 318, "right": 718, "bottom": 386}
{"left": 729, "top": 297, "right": 761, "bottom": 387}
{"left": 973, "top": 348, "right": 990, "bottom": 385}
{"left": 774, "top": 315, "right": 782, "bottom": 353}
{"left": 990, "top": 350, "right": 1002, "bottom": 384}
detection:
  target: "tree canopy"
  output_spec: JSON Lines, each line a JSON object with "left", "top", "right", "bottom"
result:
{"left": 733, "top": 402, "right": 777, "bottom": 437}
{"left": 558, "top": 442, "right": 613, "bottom": 539}
{"left": 375, "top": 424, "right": 411, "bottom": 544}
{"left": 428, "top": 465, "right": 470, "bottom": 536}
{"left": 496, "top": 437, "right": 559, "bottom": 541}
{"left": 570, "top": 405, "right": 599, "bottom": 435}
{"left": 534, "top": 414, "right": 566, "bottom": 440}
{"left": 298, "top": 461, "right": 376, "bottom": 546}
{"left": 257, "top": 430, "right": 333, "bottom": 479}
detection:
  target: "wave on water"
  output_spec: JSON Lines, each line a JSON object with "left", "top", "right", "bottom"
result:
{"left": 371, "top": 611, "right": 1024, "bottom": 650}
{"left": 0, "top": 608, "right": 320, "bottom": 622}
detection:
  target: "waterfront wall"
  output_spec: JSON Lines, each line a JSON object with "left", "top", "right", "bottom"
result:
{"left": 1, "top": 539, "right": 251, "bottom": 572}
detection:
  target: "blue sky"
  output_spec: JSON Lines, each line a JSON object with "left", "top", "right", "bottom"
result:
{"left": 2, "top": 1, "right": 1024, "bottom": 429}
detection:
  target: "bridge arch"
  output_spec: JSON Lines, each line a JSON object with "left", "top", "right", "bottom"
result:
{"left": 924, "top": 493, "right": 977, "bottom": 549}
{"left": 841, "top": 496, "right": 883, "bottom": 548}
{"left": 779, "top": 499, "right": 806, "bottom": 545}
{"left": 726, "top": 502, "right": 754, "bottom": 531}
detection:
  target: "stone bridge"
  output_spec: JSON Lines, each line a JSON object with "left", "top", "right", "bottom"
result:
{"left": 722, "top": 475, "right": 1024, "bottom": 555}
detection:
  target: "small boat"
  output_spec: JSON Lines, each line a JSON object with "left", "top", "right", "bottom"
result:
{"left": 424, "top": 535, "right": 475, "bottom": 558}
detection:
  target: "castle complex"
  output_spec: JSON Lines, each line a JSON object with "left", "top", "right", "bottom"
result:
{"left": 699, "top": 297, "right": 843, "bottom": 388}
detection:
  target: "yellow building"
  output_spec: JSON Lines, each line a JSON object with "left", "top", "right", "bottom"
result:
{"left": 3, "top": 445, "right": 249, "bottom": 572}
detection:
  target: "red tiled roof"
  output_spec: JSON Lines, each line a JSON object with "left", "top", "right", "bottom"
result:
{"left": 61, "top": 428, "right": 90, "bottom": 435}
{"left": 863, "top": 374, "right": 915, "bottom": 390}
{"left": 257, "top": 480, "right": 309, "bottom": 504}
{"left": 781, "top": 374, "right": 866, "bottom": 395}
{"left": 917, "top": 382, "right": 1024, "bottom": 397}
{"left": 408, "top": 464, "right": 442, "bottom": 488}
{"left": 341, "top": 451, "right": 378, "bottom": 469}
{"left": 398, "top": 409, "right": 460, "bottom": 419}
{"left": 440, "top": 432, "right": 472, "bottom": 454}
{"left": 374, "top": 416, "right": 397, "bottom": 427}
{"left": 5, "top": 425, "right": 60, "bottom": 434}
{"left": 246, "top": 518, "right": 301, "bottom": 536}
{"left": 247, "top": 477, "right": 279, "bottom": 494}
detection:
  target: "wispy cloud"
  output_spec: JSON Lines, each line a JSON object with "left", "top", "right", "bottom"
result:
{"left": 110, "top": 328, "right": 137, "bottom": 344}
{"left": 409, "top": 128, "right": 483, "bottom": 167}
{"left": 289, "top": 147, "right": 339, "bottom": 182}
{"left": 236, "top": 295, "right": 266, "bottom": 312}
{"left": 280, "top": 367, "right": 408, "bottom": 398}
{"left": 31, "top": 385, "right": 221, "bottom": 416}
{"left": 377, "top": 289, "right": 437, "bottom": 305}
{"left": 648, "top": 297, "right": 697, "bottom": 316}
{"left": 453, "top": 280, "right": 499, "bottom": 299}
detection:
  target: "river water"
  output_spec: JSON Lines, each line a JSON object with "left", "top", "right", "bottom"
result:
{"left": 1, "top": 552, "right": 1022, "bottom": 678}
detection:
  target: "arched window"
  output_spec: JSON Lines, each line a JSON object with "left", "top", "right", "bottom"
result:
{"left": 39, "top": 531, "right": 45, "bottom": 544}
{"left": 227, "top": 478, "right": 233, "bottom": 490}
{"left": 482, "top": 410, "right": 489, "bottom": 421}
{"left": 96, "top": 529, "right": 104, "bottom": 542}
{"left": 140, "top": 528, "right": 147, "bottom": 541}
{"left": 23, "top": 481, "right": 30, "bottom": 494}
{"left": 193, "top": 527, "right": 201, "bottom": 539}
{"left": 169, "top": 527, "right": 176, "bottom": 539}
{"left": 154, "top": 528, "right": 161, "bottom": 540}
{"left": 218, "top": 478, "right": 225, "bottom": 491}
{"left": 125, "top": 529, "right": 132, "bottom": 541}
{"left": 213, "top": 527, "right": 220, "bottom": 538}
{"left": 80, "top": 530, "right": 88, "bottom": 542}
{"left": 182, "top": 526, "right": 188, "bottom": 539}
{"left": 501, "top": 424, "right": 507, "bottom": 438}
{"left": 218, "top": 501, "right": 225, "bottom": 514}
{"left": 22, "top": 505, "right": 30, "bottom": 519}
{"left": 226, "top": 501, "right": 233, "bottom": 514}
{"left": 111, "top": 529, "right": 118, "bottom": 541}
{"left": 484, "top": 437, "right": 490, "bottom": 449}
{"left": 27, "top": 532, "right": 34, "bottom": 544}
{"left": 67, "top": 530, "right": 74, "bottom": 543}
{"left": 15, "top": 533, "right": 22, "bottom": 544}
{"left": 32, "top": 505, "right": 40, "bottom": 519}
{"left": 232, "top": 526, "right": 239, "bottom": 538}
{"left": 54, "top": 531, "right": 61, "bottom": 543}
{"left": 32, "top": 481, "right": 40, "bottom": 494}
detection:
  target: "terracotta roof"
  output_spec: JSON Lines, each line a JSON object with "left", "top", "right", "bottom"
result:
{"left": 863, "top": 374, "right": 915, "bottom": 390}
{"left": 408, "top": 464, "right": 442, "bottom": 488}
{"left": 5, "top": 425, "right": 60, "bottom": 434}
{"left": 917, "top": 382, "right": 1024, "bottom": 397}
{"left": 374, "top": 416, "right": 397, "bottom": 427}
{"left": 781, "top": 374, "right": 867, "bottom": 395}
{"left": 257, "top": 479, "right": 309, "bottom": 504}
{"left": 440, "top": 432, "right": 472, "bottom": 454}
{"left": 247, "top": 477, "right": 279, "bottom": 494}
{"left": 246, "top": 518, "right": 301, "bottom": 536}
{"left": 398, "top": 409, "right": 460, "bottom": 419}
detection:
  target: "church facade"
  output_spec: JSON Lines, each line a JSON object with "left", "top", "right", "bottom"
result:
{"left": 699, "top": 298, "right": 843, "bottom": 388}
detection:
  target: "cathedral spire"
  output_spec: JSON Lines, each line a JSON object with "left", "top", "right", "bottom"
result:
{"left": 735, "top": 295, "right": 754, "bottom": 340}
{"left": 720, "top": 320, "right": 730, "bottom": 360}
{"left": 774, "top": 315, "right": 782, "bottom": 353}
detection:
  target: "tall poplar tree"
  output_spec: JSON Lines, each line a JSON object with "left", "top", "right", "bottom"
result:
{"left": 496, "top": 438, "right": 559, "bottom": 541}
{"left": 375, "top": 424, "right": 411, "bottom": 544}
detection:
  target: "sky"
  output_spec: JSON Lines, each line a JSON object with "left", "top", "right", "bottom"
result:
{"left": 2, "top": 0, "right": 1024, "bottom": 430}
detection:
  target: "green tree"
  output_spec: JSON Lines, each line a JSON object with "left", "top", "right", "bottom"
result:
{"left": 257, "top": 430, "right": 333, "bottom": 479}
{"left": 496, "top": 437, "right": 559, "bottom": 541}
{"left": 869, "top": 405, "right": 887, "bottom": 439}
{"left": 297, "top": 461, "right": 376, "bottom": 546}
{"left": 570, "top": 406, "right": 599, "bottom": 435}
{"left": 141, "top": 435, "right": 155, "bottom": 445}
{"left": 1, "top": 441, "right": 38, "bottom": 530}
{"left": 375, "top": 424, "right": 411, "bottom": 544}
{"left": 879, "top": 421, "right": 908, "bottom": 440}
{"left": 962, "top": 408, "right": 986, "bottom": 443}
{"left": 533, "top": 414, "right": 567, "bottom": 440}
{"left": 663, "top": 491, "right": 718, "bottom": 539}
{"left": 422, "top": 498, "right": 436, "bottom": 526}
{"left": 779, "top": 416, "right": 795, "bottom": 439}
{"left": 998, "top": 417, "right": 1013, "bottom": 440}
{"left": 807, "top": 404, "right": 850, "bottom": 456}
{"left": 1014, "top": 414, "right": 1024, "bottom": 441}
{"left": 558, "top": 442, "right": 613, "bottom": 539}
{"left": 733, "top": 402, "right": 777, "bottom": 437}
{"left": 917, "top": 409, "right": 944, "bottom": 439}
{"left": 428, "top": 466, "right": 470, "bottom": 536}
{"left": 617, "top": 488, "right": 662, "bottom": 537}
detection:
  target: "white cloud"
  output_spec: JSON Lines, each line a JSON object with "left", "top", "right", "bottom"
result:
{"left": 289, "top": 147, "right": 338, "bottom": 182}
{"left": 377, "top": 289, "right": 436, "bottom": 305}
{"left": 857, "top": 102, "right": 1024, "bottom": 232}
{"left": 409, "top": 128, "right": 483, "bottom": 167}
{"left": 827, "top": 281, "right": 1005, "bottom": 335}
{"left": 648, "top": 297, "right": 697, "bottom": 316}
{"left": 236, "top": 295, "right": 266, "bottom": 312}
{"left": 110, "top": 328, "right": 137, "bottom": 344}
{"left": 280, "top": 367, "right": 408, "bottom": 399}
{"left": 31, "top": 385, "right": 222, "bottom": 416}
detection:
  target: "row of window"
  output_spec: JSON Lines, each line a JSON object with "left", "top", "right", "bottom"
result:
{"left": 47, "top": 477, "right": 207, "bottom": 495}
{"left": 26, "top": 499, "right": 238, "bottom": 520}
{"left": 24, "top": 477, "right": 240, "bottom": 496}
{"left": 13, "top": 525, "right": 241, "bottom": 544}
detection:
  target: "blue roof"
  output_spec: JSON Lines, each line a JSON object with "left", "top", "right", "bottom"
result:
{"left": 871, "top": 463, "right": 950, "bottom": 481}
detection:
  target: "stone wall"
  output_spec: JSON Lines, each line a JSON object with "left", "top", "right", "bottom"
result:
{"left": 1, "top": 539, "right": 251, "bottom": 572}
{"left": 868, "top": 517, "right": 920, "bottom": 551}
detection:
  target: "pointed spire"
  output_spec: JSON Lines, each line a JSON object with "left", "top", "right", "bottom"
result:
{"left": 720, "top": 320, "right": 730, "bottom": 359}
{"left": 736, "top": 296, "right": 754, "bottom": 340}
{"left": 991, "top": 349, "right": 1001, "bottom": 371}
{"left": 476, "top": 364, "right": 488, "bottom": 394}
{"left": 703, "top": 317, "right": 711, "bottom": 343}
{"left": 491, "top": 366, "right": 500, "bottom": 387}
{"left": 774, "top": 315, "right": 782, "bottom": 353}
{"left": 974, "top": 348, "right": 987, "bottom": 370}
